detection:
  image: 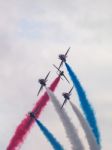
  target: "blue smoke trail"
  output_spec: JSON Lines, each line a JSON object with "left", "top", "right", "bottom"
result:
{"left": 65, "top": 62, "right": 100, "bottom": 145}
{"left": 35, "top": 119, "right": 64, "bottom": 150}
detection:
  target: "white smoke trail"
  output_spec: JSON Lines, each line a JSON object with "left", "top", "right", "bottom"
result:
{"left": 46, "top": 87, "right": 84, "bottom": 150}
{"left": 70, "top": 101, "right": 100, "bottom": 150}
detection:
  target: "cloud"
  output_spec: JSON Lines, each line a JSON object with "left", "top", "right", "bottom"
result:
{"left": 0, "top": 0, "right": 112, "bottom": 149}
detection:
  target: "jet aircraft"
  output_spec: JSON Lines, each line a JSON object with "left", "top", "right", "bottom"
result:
{"left": 37, "top": 71, "right": 50, "bottom": 96}
{"left": 58, "top": 47, "right": 70, "bottom": 69}
{"left": 53, "top": 64, "right": 70, "bottom": 83}
{"left": 61, "top": 86, "right": 74, "bottom": 109}
{"left": 28, "top": 112, "right": 36, "bottom": 119}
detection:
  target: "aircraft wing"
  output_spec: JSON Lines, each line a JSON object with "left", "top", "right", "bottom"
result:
{"left": 53, "top": 64, "right": 60, "bottom": 72}
{"left": 63, "top": 74, "right": 70, "bottom": 84}
{"left": 58, "top": 60, "right": 63, "bottom": 70}
{"left": 45, "top": 71, "right": 50, "bottom": 81}
{"left": 65, "top": 47, "right": 70, "bottom": 57}
{"left": 69, "top": 86, "right": 74, "bottom": 95}
{"left": 61, "top": 99, "right": 67, "bottom": 109}
{"left": 37, "top": 85, "right": 43, "bottom": 96}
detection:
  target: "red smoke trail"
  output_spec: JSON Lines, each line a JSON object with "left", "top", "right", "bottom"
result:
{"left": 7, "top": 76, "right": 60, "bottom": 150}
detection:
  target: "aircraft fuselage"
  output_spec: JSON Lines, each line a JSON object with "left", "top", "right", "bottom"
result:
{"left": 63, "top": 93, "right": 70, "bottom": 100}
{"left": 29, "top": 112, "right": 35, "bottom": 119}
{"left": 60, "top": 71, "right": 64, "bottom": 76}
{"left": 59, "top": 54, "right": 66, "bottom": 62}
{"left": 38, "top": 79, "right": 46, "bottom": 86}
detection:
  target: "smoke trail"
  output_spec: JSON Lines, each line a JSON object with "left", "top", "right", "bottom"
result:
{"left": 65, "top": 62, "right": 100, "bottom": 145}
{"left": 7, "top": 76, "right": 60, "bottom": 150}
{"left": 46, "top": 88, "right": 84, "bottom": 150}
{"left": 35, "top": 119, "right": 64, "bottom": 150}
{"left": 70, "top": 101, "right": 100, "bottom": 150}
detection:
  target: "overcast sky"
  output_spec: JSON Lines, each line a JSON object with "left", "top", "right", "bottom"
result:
{"left": 0, "top": 0, "right": 112, "bottom": 150}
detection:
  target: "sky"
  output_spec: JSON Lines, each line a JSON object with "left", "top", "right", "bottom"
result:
{"left": 0, "top": 0, "right": 112, "bottom": 149}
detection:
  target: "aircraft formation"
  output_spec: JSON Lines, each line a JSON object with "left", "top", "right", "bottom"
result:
{"left": 29, "top": 47, "right": 72, "bottom": 118}
{"left": 7, "top": 47, "right": 100, "bottom": 150}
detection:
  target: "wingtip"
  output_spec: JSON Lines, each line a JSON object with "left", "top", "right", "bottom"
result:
{"left": 37, "top": 92, "right": 40, "bottom": 96}
{"left": 53, "top": 64, "right": 56, "bottom": 69}
{"left": 67, "top": 46, "right": 71, "bottom": 50}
